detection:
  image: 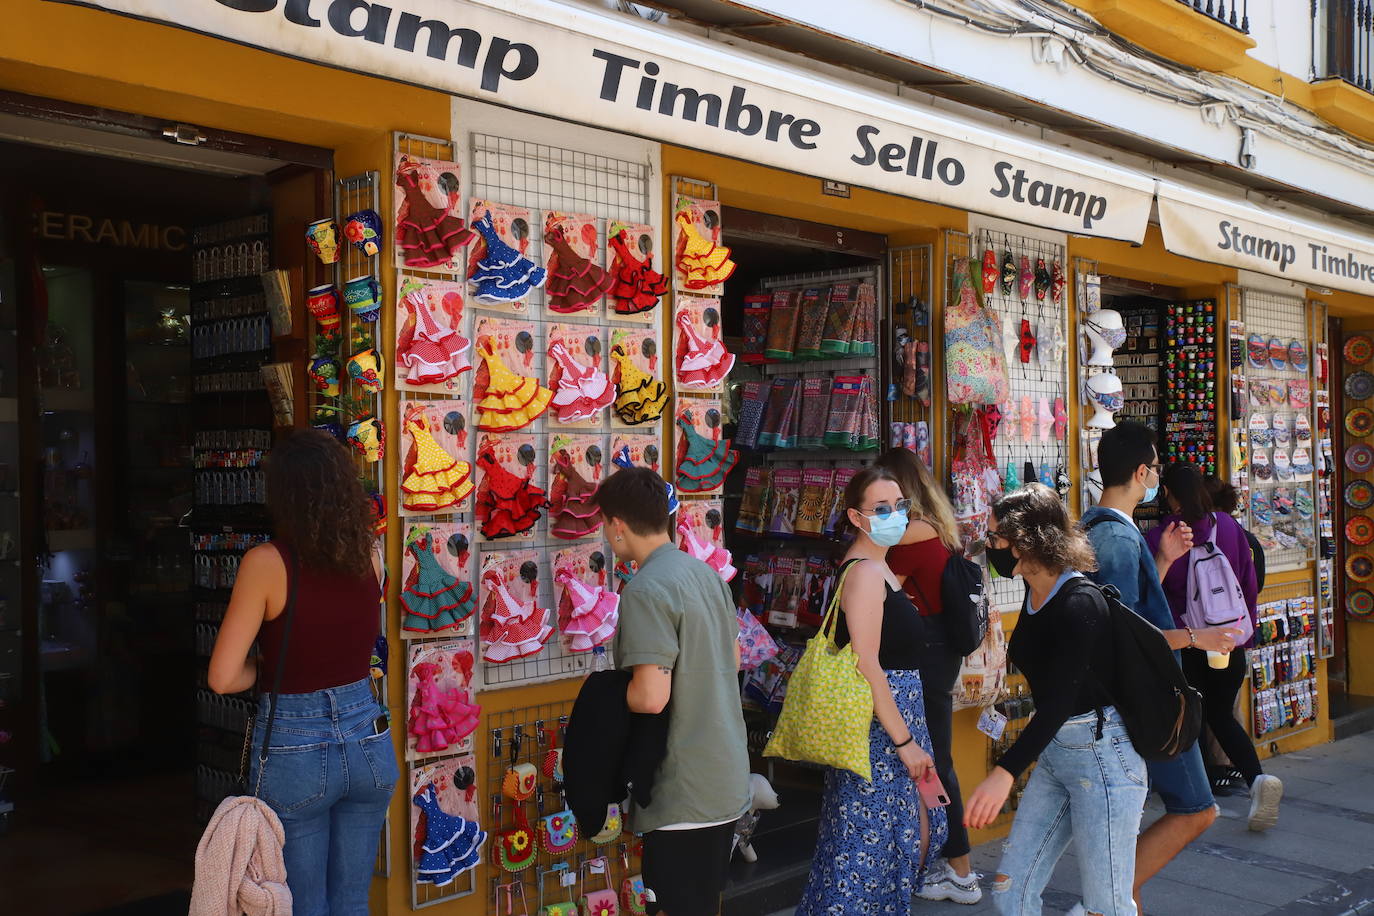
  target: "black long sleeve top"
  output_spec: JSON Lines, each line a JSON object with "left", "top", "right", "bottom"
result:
{"left": 995, "top": 575, "right": 1114, "bottom": 778}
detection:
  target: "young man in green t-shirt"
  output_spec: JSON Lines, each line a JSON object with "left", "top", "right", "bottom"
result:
{"left": 594, "top": 468, "right": 750, "bottom": 916}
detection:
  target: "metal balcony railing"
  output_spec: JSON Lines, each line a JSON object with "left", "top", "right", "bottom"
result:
{"left": 1317, "top": 0, "right": 1374, "bottom": 91}
{"left": 1177, "top": 0, "right": 1250, "bottom": 33}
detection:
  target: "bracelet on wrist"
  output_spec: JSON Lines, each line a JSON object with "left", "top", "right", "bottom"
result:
{"left": 892, "top": 735, "right": 914, "bottom": 749}
{"left": 1186, "top": 626, "right": 1196, "bottom": 648}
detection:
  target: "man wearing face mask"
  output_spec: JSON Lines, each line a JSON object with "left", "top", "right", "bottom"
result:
{"left": 1081, "top": 421, "right": 1239, "bottom": 912}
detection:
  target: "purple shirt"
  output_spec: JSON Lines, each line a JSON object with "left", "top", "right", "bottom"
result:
{"left": 1145, "top": 512, "right": 1259, "bottom": 644}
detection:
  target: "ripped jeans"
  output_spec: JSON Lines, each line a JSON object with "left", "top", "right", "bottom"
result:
{"left": 992, "top": 707, "right": 1147, "bottom": 916}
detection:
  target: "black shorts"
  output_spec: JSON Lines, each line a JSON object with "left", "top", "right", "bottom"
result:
{"left": 642, "top": 822, "right": 736, "bottom": 916}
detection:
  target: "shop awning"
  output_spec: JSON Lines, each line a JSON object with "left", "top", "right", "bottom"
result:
{"left": 1158, "top": 182, "right": 1374, "bottom": 297}
{"left": 55, "top": 0, "right": 1155, "bottom": 242}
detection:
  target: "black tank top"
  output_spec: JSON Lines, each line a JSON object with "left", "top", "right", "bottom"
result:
{"left": 833, "top": 559, "right": 926, "bottom": 670}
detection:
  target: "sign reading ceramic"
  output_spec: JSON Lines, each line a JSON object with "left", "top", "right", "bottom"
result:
{"left": 54, "top": 0, "right": 1156, "bottom": 242}
{"left": 1159, "top": 183, "right": 1374, "bottom": 297}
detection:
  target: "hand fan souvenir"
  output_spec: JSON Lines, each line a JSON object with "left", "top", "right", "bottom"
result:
{"left": 1267, "top": 337, "right": 1288, "bottom": 370}
{"left": 1247, "top": 333, "right": 1269, "bottom": 369}
{"left": 1288, "top": 339, "right": 1309, "bottom": 371}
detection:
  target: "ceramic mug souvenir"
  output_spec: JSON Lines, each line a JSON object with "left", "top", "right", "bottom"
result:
{"left": 306, "top": 283, "right": 342, "bottom": 330}
{"left": 308, "top": 356, "right": 341, "bottom": 397}
{"left": 347, "top": 348, "right": 384, "bottom": 393}
{"left": 305, "top": 218, "right": 342, "bottom": 264}
{"left": 344, "top": 275, "right": 382, "bottom": 323}
{"left": 344, "top": 208, "right": 383, "bottom": 257}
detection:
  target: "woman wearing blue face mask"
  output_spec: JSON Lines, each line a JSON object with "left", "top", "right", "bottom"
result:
{"left": 797, "top": 467, "right": 948, "bottom": 916}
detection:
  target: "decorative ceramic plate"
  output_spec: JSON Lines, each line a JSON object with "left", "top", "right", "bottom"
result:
{"left": 1347, "top": 443, "right": 1374, "bottom": 473}
{"left": 1348, "top": 554, "right": 1374, "bottom": 583}
{"left": 1289, "top": 339, "right": 1309, "bottom": 371}
{"left": 1347, "top": 480, "right": 1374, "bottom": 510}
{"left": 1348, "top": 589, "right": 1374, "bottom": 619}
{"left": 1348, "top": 407, "right": 1374, "bottom": 437}
{"left": 1346, "top": 334, "right": 1374, "bottom": 366}
{"left": 1347, "top": 371, "right": 1374, "bottom": 401}
{"left": 1348, "top": 516, "right": 1374, "bottom": 546}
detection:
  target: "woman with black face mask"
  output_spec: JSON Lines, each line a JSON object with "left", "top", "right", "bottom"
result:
{"left": 965, "top": 484, "right": 1147, "bottom": 916}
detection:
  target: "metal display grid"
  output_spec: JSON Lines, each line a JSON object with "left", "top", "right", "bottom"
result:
{"left": 334, "top": 170, "right": 394, "bottom": 880}
{"left": 889, "top": 245, "right": 934, "bottom": 449}
{"left": 389, "top": 134, "right": 479, "bottom": 907}
{"left": 485, "top": 703, "right": 640, "bottom": 916}
{"left": 1074, "top": 257, "right": 1106, "bottom": 510}
{"left": 1236, "top": 286, "right": 1317, "bottom": 571}
{"left": 947, "top": 229, "right": 1071, "bottom": 612}
{"left": 1247, "top": 579, "right": 1320, "bottom": 746}
{"left": 1310, "top": 300, "right": 1337, "bottom": 658}
{"left": 464, "top": 133, "right": 656, "bottom": 690}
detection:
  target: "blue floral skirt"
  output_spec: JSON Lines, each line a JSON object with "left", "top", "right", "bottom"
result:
{"left": 797, "top": 669, "right": 949, "bottom": 916}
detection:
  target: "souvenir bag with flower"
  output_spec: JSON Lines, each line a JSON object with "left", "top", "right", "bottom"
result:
{"left": 537, "top": 866, "right": 579, "bottom": 916}
{"left": 494, "top": 802, "right": 537, "bottom": 873}
{"left": 590, "top": 803, "right": 622, "bottom": 845}
{"left": 621, "top": 874, "right": 648, "bottom": 916}
{"left": 537, "top": 808, "right": 579, "bottom": 855}
{"left": 579, "top": 857, "right": 620, "bottom": 916}
{"left": 945, "top": 256, "right": 1010, "bottom": 406}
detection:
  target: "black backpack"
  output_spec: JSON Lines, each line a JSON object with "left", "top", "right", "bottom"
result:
{"left": 1066, "top": 573, "right": 1203, "bottom": 762}
{"left": 908, "top": 552, "right": 988, "bottom": 657}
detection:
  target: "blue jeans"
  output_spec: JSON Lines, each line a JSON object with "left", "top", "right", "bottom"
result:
{"left": 992, "top": 708, "right": 1147, "bottom": 916}
{"left": 1145, "top": 740, "right": 1215, "bottom": 815}
{"left": 248, "top": 677, "right": 398, "bottom": 916}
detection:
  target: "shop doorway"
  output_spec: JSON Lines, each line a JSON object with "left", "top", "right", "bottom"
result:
{"left": 0, "top": 118, "right": 324, "bottom": 914}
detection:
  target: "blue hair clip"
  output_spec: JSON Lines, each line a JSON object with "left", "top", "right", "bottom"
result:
{"left": 612, "top": 445, "right": 634, "bottom": 471}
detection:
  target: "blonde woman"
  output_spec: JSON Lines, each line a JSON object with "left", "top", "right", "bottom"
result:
{"left": 876, "top": 448, "right": 978, "bottom": 904}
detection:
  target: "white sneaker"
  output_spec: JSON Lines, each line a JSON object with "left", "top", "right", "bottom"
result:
{"left": 915, "top": 862, "right": 983, "bottom": 905}
{"left": 1247, "top": 774, "right": 1284, "bottom": 831}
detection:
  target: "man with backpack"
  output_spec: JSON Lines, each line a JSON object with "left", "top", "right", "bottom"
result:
{"left": 1082, "top": 422, "right": 1243, "bottom": 911}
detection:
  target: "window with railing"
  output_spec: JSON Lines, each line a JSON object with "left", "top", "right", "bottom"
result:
{"left": 1316, "top": 0, "right": 1373, "bottom": 90}
{"left": 1177, "top": 0, "right": 1250, "bottom": 33}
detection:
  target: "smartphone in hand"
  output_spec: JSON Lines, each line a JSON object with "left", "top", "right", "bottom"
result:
{"left": 918, "top": 770, "right": 951, "bottom": 808}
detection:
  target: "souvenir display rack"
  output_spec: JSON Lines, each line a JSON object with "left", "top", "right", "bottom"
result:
{"left": 1161, "top": 299, "right": 1219, "bottom": 476}
{"left": 888, "top": 245, "right": 935, "bottom": 458}
{"left": 1112, "top": 302, "right": 1161, "bottom": 431}
{"left": 463, "top": 130, "right": 658, "bottom": 690}
{"left": 483, "top": 702, "right": 640, "bottom": 916}
{"left": 1233, "top": 287, "right": 1318, "bottom": 570}
{"left": 189, "top": 212, "right": 277, "bottom": 822}
{"left": 1309, "top": 302, "right": 1336, "bottom": 657}
{"left": 1249, "top": 580, "right": 1320, "bottom": 742}
{"left": 946, "top": 229, "right": 1071, "bottom": 612}
{"left": 1074, "top": 258, "right": 1107, "bottom": 511}
{"left": 1337, "top": 326, "right": 1374, "bottom": 629}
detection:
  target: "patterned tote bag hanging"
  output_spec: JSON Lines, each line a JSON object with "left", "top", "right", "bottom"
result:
{"left": 945, "top": 257, "right": 1010, "bottom": 406}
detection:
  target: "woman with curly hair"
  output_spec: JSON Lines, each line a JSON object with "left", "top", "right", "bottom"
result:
{"left": 209, "top": 429, "right": 396, "bottom": 915}
{"left": 965, "top": 483, "right": 1147, "bottom": 916}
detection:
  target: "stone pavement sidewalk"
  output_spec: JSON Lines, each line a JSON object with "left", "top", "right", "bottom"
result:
{"left": 771, "top": 731, "right": 1374, "bottom": 916}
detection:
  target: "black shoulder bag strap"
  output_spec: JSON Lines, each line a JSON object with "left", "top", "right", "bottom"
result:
{"left": 251, "top": 551, "right": 301, "bottom": 799}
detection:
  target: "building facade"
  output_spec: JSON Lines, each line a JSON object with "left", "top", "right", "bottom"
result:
{"left": 1, "top": 1, "right": 1372, "bottom": 913}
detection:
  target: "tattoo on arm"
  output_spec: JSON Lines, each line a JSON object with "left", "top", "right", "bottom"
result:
{"left": 657, "top": 666, "right": 672, "bottom": 675}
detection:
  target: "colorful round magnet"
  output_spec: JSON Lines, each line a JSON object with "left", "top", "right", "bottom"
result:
{"left": 1348, "top": 407, "right": 1374, "bottom": 437}
{"left": 1346, "top": 334, "right": 1373, "bottom": 366}
{"left": 1348, "top": 588, "right": 1374, "bottom": 619}
{"left": 1268, "top": 337, "right": 1288, "bottom": 370}
{"left": 1348, "top": 515, "right": 1374, "bottom": 546}
{"left": 1289, "top": 339, "right": 1309, "bottom": 371}
{"left": 1348, "top": 554, "right": 1374, "bottom": 583}
{"left": 1348, "top": 443, "right": 1374, "bottom": 473}
{"left": 1347, "top": 480, "right": 1374, "bottom": 510}
{"left": 1347, "top": 370, "right": 1374, "bottom": 400}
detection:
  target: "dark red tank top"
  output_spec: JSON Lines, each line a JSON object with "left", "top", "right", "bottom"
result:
{"left": 886, "top": 537, "right": 951, "bottom": 617}
{"left": 257, "top": 542, "right": 381, "bottom": 694}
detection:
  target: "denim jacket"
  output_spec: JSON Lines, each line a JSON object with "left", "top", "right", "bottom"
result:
{"left": 1080, "top": 506, "right": 1175, "bottom": 634}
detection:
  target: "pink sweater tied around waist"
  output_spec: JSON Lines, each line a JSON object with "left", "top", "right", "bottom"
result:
{"left": 190, "top": 795, "right": 292, "bottom": 916}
